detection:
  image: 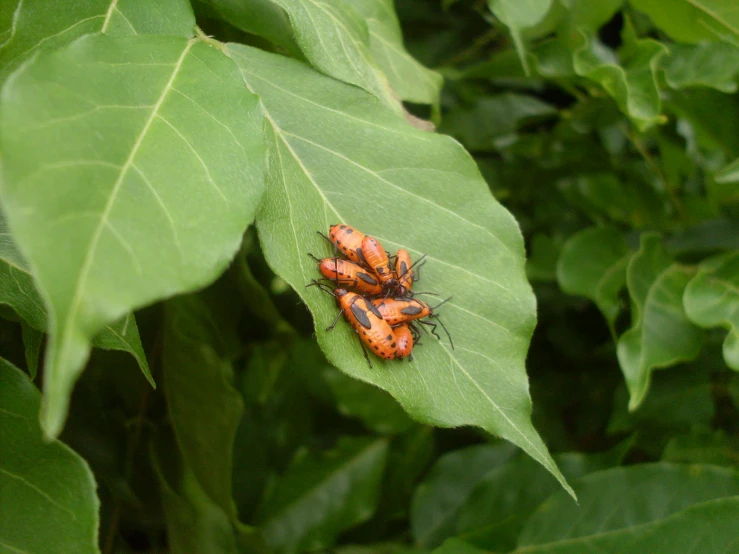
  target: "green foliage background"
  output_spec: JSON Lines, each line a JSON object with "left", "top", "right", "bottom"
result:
{"left": 0, "top": 0, "right": 738, "bottom": 552}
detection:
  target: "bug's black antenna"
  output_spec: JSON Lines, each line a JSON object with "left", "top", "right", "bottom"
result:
{"left": 307, "top": 252, "right": 321, "bottom": 263}
{"left": 431, "top": 296, "right": 453, "bottom": 311}
{"left": 306, "top": 279, "right": 334, "bottom": 295}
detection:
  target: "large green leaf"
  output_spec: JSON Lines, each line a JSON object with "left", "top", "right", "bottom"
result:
{"left": 257, "top": 437, "right": 388, "bottom": 554}
{"left": 0, "top": 35, "right": 265, "bottom": 437}
{"left": 629, "top": 0, "right": 739, "bottom": 45}
{"left": 573, "top": 22, "right": 667, "bottom": 130}
{"left": 663, "top": 429, "right": 739, "bottom": 465}
{"left": 617, "top": 234, "right": 705, "bottom": 409}
{"left": 0, "top": 209, "right": 151, "bottom": 382}
{"left": 514, "top": 496, "right": 739, "bottom": 553}
{"left": 518, "top": 463, "right": 739, "bottom": 548}
{"left": 163, "top": 294, "right": 244, "bottom": 515}
{"left": 227, "top": 43, "right": 573, "bottom": 499}
{"left": 350, "top": 0, "right": 443, "bottom": 106}
{"left": 0, "top": 357, "right": 99, "bottom": 554}
{"left": 0, "top": 0, "right": 195, "bottom": 83}
{"left": 411, "top": 443, "right": 517, "bottom": 548}
{"left": 662, "top": 43, "right": 739, "bottom": 93}
{"left": 683, "top": 251, "right": 739, "bottom": 370}
{"left": 487, "top": 0, "right": 554, "bottom": 74}
{"left": 556, "top": 226, "right": 631, "bottom": 333}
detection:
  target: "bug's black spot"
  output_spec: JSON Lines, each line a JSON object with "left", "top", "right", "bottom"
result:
{"left": 374, "top": 346, "right": 379, "bottom": 350}
{"left": 363, "top": 330, "right": 367, "bottom": 335}
{"left": 356, "top": 248, "right": 366, "bottom": 263}
{"left": 366, "top": 300, "right": 383, "bottom": 319}
{"left": 401, "top": 306, "right": 423, "bottom": 316}
{"left": 337, "top": 240, "right": 342, "bottom": 245}
{"left": 386, "top": 334, "right": 393, "bottom": 341}
{"left": 400, "top": 261, "right": 408, "bottom": 274}
{"left": 345, "top": 228, "right": 353, "bottom": 234}
{"left": 351, "top": 301, "right": 372, "bottom": 329}
{"left": 368, "top": 339, "right": 373, "bottom": 343}
{"left": 357, "top": 271, "right": 378, "bottom": 285}
{"left": 391, "top": 342, "right": 396, "bottom": 348}
{"left": 339, "top": 225, "right": 346, "bottom": 229}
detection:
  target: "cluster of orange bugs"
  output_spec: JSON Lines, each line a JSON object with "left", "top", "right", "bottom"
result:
{"left": 308, "top": 224, "right": 453, "bottom": 367}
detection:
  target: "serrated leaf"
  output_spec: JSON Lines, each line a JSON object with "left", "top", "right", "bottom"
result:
{"left": 411, "top": 443, "right": 517, "bottom": 548}
{"left": 573, "top": 22, "right": 667, "bottom": 130}
{"left": 629, "top": 0, "right": 739, "bottom": 45}
{"left": 258, "top": 437, "right": 388, "bottom": 554}
{"left": 662, "top": 42, "right": 739, "bottom": 93}
{"left": 163, "top": 294, "right": 244, "bottom": 515}
{"left": 0, "top": 357, "right": 99, "bottom": 554}
{"left": 0, "top": 209, "right": 151, "bottom": 383}
{"left": 616, "top": 234, "right": 705, "bottom": 409}
{"left": 0, "top": 0, "right": 195, "bottom": 83}
{"left": 227, "top": 44, "right": 574, "bottom": 500}
{"left": 487, "top": 0, "right": 554, "bottom": 74}
{"left": 683, "top": 251, "right": 739, "bottom": 370}
{"left": 516, "top": 496, "right": 739, "bottom": 553}
{"left": 350, "top": 0, "right": 443, "bottom": 106}
{"left": 518, "top": 463, "right": 739, "bottom": 548}
{"left": 269, "top": 0, "right": 398, "bottom": 109}
{"left": 556, "top": 226, "right": 631, "bottom": 333}
{"left": 0, "top": 35, "right": 266, "bottom": 437}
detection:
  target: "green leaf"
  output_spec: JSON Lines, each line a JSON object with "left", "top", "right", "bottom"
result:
{"left": 560, "top": 0, "right": 625, "bottom": 35}
{"left": 556, "top": 226, "right": 631, "bottom": 333}
{"left": 227, "top": 44, "right": 573, "bottom": 499}
{"left": 629, "top": 0, "right": 739, "bottom": 45}
{"left": 662, "top": 43, "right": 739, "bottom": 93}
{"left": 0, "top": 209, "right": 152, "bottom": 383}
{"left": 0, "top": 0, "right": 195, "bottom": 83}
{"left": 257, "top": 437, "right": 388, "bottom": 554}
{"left": 152, "top": 428, "right": 266, "bottom": 554}
{"left": 20, "top": 319, "right": 42, "bottom": 378}
{"left": 516, "top": 496, "right": 739, "bottom": 553}
{"left": 440, "top": 93, "right": 556, "bottom": 151}
{"left": 715, "top": 156, "right": 739, "bottom": 184}
{"left": 683, "top": 251, "right": 739, "bottom": 370}
{"left": 0, "top": 34, "right": 266, "bottom": 437}
{"left": 268, "top": 0, "right": 398, "bottom": 109}
{"left": 193, "top": 0, "right": 299, "bottom": 56}
{"left": 0, "top": 357, "right": 99, "bottom": 554}
{"left": 433, "top": 538, "right": 489, "bottom": 554}
{"left": 324, "top": 367, "right": 416, "bottom": 434}
{"left": 453, "top": 447, "right": 626, "bottom": 551}
{"left": 487, "top": 0, "right": 554, "bottom": 74}
{"left": 350, "top": 0, "right": 443, "bottom": 106}
{"left": 411, "top": 443, "right": 517, "bottom": 548}
{"left": 617, "top": 234, "right": 705, "bottom": 409}
{"left": 518, "top": 463, "right": 739, "bottom": 548}
{"left": 163, "top": 294, "right": 244, "bottom": 516}
{"left": 573, "top": 22, "right": 668, "bottom": 130}
{"left": 663, "top": 429, "right": 739, "bottom": 465}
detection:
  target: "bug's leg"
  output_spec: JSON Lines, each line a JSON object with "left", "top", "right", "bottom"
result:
{"left": 326, "top": 308, "right": 344, "bottom": 331}
{"left": 421, "top": 319, "right": 441, "bottom": 341}
{"left": 359, "top": 338, "right": 373, "bottom": 368}
{"left": 436, "top": 316, "right": 455, "bottom": 349}
{"left": 317, "top": 230, "right": 339, "bottom": 256}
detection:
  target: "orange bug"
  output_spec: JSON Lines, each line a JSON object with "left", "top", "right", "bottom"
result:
{"left": 308, "top": 281, "right": 401, "bottom": 367}
{"left": 309, "top": 254, "right": 383, "bottom": 296}
{"left": 393, "top": 324, "right": 415, "bottom": 360}
{"left": 372, "top": 297, "right": 454, "bottom": 348}
{"left": 361, "top": 235, "right": 397, "bottom": 286}
{"left": 319, "top": 224, "right": 366, "bottom": 264}
{"left": 395, "top": 249, "right": 414, "bottom": 292}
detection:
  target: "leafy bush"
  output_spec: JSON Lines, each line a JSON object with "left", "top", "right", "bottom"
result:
{"left": 1, "top": 0, "right": 738, "bottom": 552}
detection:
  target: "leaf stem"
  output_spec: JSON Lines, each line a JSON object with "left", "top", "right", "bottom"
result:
{"left": 194, "top": 25, "right": 226, "bottom": 51}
